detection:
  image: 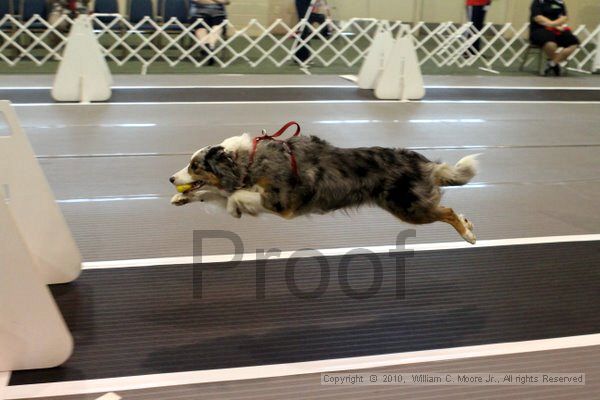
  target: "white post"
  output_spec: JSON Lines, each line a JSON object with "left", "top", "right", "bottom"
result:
{"left": 0, "top": 101, "right": 82, "bottom": 284}
{"left": 52, "top": 15, "right": 112, "bottom": 102}
{"left": 399, "top": 58, "right": 408, "bottom": 102}
{"left": 594, "top": 31, "right": 600, "bottom": 73}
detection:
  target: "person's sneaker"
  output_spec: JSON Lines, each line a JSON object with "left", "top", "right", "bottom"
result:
{"left": 206, "top": 45, "right": 217, "bottom": 66}
{"left": 544, "top": 61, "right": 559, "bottom": 77}
{"left": 462, "top": 50, "right": 476, "bottom": 59}
{"left": 552, "top": 63, "right": 561, "bottom": 76}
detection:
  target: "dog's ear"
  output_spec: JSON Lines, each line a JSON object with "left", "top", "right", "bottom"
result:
{"left": 204, "top": 146, "right": 240, "bottom": 192}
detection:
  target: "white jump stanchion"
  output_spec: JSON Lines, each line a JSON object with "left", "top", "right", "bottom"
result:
{"left": 0, "top": 101, "right": 82, "bottom": 284}
{"left": 52, "top": 15, "right": 112, "bottom": 103}
{"left": 374, "top": 25, "right": 425, "bottom": 101}
{"left": 594, "top": 31, "right": 600, "bottom": 73}
{"left": 357, "top": 23, "right": 395, "bottom": 89}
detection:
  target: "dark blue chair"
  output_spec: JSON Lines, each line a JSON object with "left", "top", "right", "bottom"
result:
{"left": 95, "top": 0, "right": 120, "bottom": 14}
{"left": 10, "top": 0, "right": 19, "bottom": 17}
{"left": 0, "top": 1, "right": 14, "bottom": 16}
{"left": 19, "top": 0, "right": 47, "bottom": 28}
{"left": 0, "top": 0, "right": 15, "bottom": 30}
{"left": 20, "top": 0, "right": 46, "bottom": 19}
{"left": 9, "top": 0, "right": 46, "bottom": 58}
{"left": 94, "top": 0, "right": 120, "bottom": 27}
{"left": 128, "top": 0, "right": 155, "bottom": 30}
{"left": 162, "top": 0, "right": 188, "bottom": 31}
{"left": 1, "top": 1, "right": 14, "bottom": 17}
{"left": 156, "top": 0, "right": 164, "bottom": 21}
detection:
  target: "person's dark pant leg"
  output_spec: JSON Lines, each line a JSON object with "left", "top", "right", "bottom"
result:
{"left": 295, "top": 0, "right": 310, "bottom": 18}
{"left": 466, "top": 5, "right": 487, "bottom": 53}
{"left": 294, "top": 0, "right": 312, "bottom": 62}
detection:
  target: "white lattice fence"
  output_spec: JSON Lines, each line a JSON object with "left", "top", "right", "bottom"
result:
{"left": 566, "top": 24, "right": 600, "bottom": 73}
{"left": 0, "top": 14, "right": 598, "bottom": 74}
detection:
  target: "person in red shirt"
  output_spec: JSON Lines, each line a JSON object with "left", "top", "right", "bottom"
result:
{"left": 465, "top": 0, "right": 492, "bottom": 55}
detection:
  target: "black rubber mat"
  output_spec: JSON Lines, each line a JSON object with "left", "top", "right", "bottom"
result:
{"left": 427, "top": 88, "right": 600, "bottom": 102}
{"left": 33, "top": 347, "right": 600, "bottom": 400}
{"left": 9, "top": 241, "right": 600, "bottom": 386}
{"left": 2, "top": 87, "right": 600, "bottom": 104}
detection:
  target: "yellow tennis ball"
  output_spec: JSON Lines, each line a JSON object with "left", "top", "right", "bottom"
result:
{"left": 176, "top": 184, "right": 192, "bottom": 193}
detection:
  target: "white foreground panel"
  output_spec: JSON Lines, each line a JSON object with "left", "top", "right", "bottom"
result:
{"left": 52, "top": 15, "right": 112, "bottom": 102}
{"left": 594, "top": 31, "right": 600, "bottom": 72}
{"left": 0, "top": 196, "right": 74, "bottom": 371}
{"left": 0, "top": 101, "right": 81, "bottom": 283}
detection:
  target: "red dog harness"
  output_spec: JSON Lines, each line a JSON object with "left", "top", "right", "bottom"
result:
{"left": 248, "top": 121, "right": 302, "bottom": 176}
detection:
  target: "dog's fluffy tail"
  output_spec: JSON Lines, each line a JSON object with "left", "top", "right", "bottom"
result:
{"left": 430, "top": 154, "right": 480, "bottom": 186}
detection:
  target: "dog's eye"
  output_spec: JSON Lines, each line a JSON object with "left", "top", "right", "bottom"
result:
{"left": 189, "top": 161, "right": 198, "bottom": 171}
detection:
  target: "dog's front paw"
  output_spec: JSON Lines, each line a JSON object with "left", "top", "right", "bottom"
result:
{"left": 230, "top": 206, "right": 242, "bottom": 218}
{"left": 226, "top": 199, "right": 242, "bottom": 218}
{"left": 239, "top": 201, "right": 261, "bottom": 216}
{"left": 171, "top": 193, "right": 190, "bottom": 206}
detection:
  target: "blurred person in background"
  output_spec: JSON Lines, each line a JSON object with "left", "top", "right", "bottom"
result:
{"left": 294, "top": 0, "right": 329, "bottom": 63}
{"left": 465, "top": 0, "right": 492, "bottom": 56}
{"left": 47, "top": 0, "right": 89, "bottom": 59}
{"left": 189, "top": 0, "right": 230, "bottom": 65}
{"left": 47, "top": 0, "right": 89, "bottom": 27}
{"left": 530, "top": 0, "right": 579, "bottom": 76}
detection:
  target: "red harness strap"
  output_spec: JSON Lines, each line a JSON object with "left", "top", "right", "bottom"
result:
{"left": 545, "top": 26, "right": 572, "bottom": 35}
{"left": 248, "top": 121, "right": 302, "bottom": 176}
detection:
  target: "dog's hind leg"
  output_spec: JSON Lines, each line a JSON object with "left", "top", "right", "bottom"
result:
{"left": 433, "top": 207, "right": 476, "bottom": 244}
{"left": 379, "top": 174, "right": 476, "bottom": 244}
{"left": 384, "top": 203, "right": 476, "bottom": 244}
